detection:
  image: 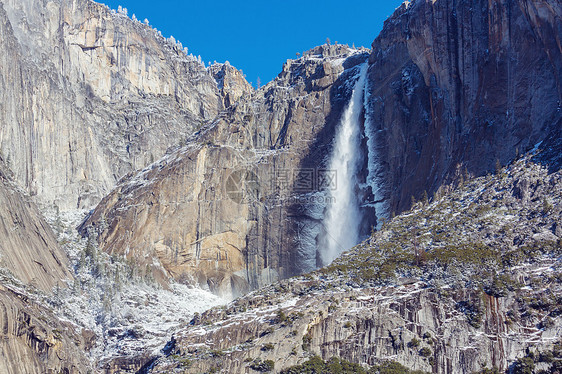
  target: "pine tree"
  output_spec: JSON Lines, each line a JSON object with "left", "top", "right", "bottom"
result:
{"left": 85, "top": 235, "right": 96, "bottom": 259}
{"left": 73, "top": 278, "right": 81, "bottom": 295}
{"left": 144, "top": 264, "right": 154, "bottom": 284}
{"left": 422, "top": 190, "right": 429, "bottom": 206}
{"left": 114, "top": 267, "right": 122, "bottom": 291}
{"left": 79, "top": 250, "right": 86, "bottom": 270}
{"left": 54, "top": 204, "right": 63, "bottom": 237}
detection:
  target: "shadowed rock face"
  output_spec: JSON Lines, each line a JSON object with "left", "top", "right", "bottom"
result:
{"left": 0, "top": 288, "right": 92, "bottom": 374}
{"left": 366, "top": 0, "right": 562, "bottom": 214}
{"left": 209, "top": 62, "right": 254, "bottom": 108}
{"left": 0, "top": 0, "right": 560, "bottom": 372}
{"left": 0, "top": 159, "right": 71, "bottom": 293}
{"left": 148, "top": 157, "right": 562, "bottom": 374}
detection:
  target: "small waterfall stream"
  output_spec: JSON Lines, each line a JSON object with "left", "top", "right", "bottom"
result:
{"left": 320, "top": 63, "right": 369, "bottom": 265}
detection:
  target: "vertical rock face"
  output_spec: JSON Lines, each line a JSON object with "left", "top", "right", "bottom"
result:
{"left": 148, "top": 158, "right": 562, "bottom": 374}
{"left": 365, "top": 0, "right": 562, "bottom": 213}
{"left": 0, "top": 0, "right": 560, "bottom": 372}
{"left": 80, "top": 46, "right": 372, "bottom": 298}
{"left": 0, "top": 158, "right": 91, "bottom": 373}
{"left": 0, "top": 288, "right": 92, "bottom": 374}
{"left": 0, "top": 159, "right": 71, "bottom": 293}
{"left": 80, "top": 0, "right": 562, "bottom": 299}
{"left": 209, "top": 62, "right": 254, "bottom": 108}
{"left": 0, "top": 0, "right": 225, "bottom": 211}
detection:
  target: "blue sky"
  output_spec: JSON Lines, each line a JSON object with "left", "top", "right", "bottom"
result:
{"left": 100, "top": 1, "right": 404, "bottom": 86}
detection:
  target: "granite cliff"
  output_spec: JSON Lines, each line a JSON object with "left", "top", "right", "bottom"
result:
{"left": 0, "top": 0, "right": 560, "bottom": 372}
{"left": 79, "top": 45, "right": 372, "bottom": 298}
{"left": 0, "top": 157, "right": 92, "bottom": 373}
{"left": 366, "top": 0, "right": 562, "bottom": 213}
{"left": 0, "top": 0, "right": 237, "bottom": 211}
{"left": 81, "top": 0, "right": 562, "bottom": 298}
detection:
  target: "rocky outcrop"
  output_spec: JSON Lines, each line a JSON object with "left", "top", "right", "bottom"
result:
{"left": 365, "top": 0, "right": 562, "bottom": 213}
{"left": 153, "top": 282, "right": 561, "bottom": 374}
{"left": 0, "top": 286, "right": 92, "bottom": 374}
{"left": 80, "top": 46, "right": 372, "bottom": 298}
{"left": 209, "top": 62, "right": 254, "bottom": 108}
{"left": 0, "top": 0, "right": 230, "bottom": 211}
{"left": 148, "top": 157, "right": 562, "bottom": 374}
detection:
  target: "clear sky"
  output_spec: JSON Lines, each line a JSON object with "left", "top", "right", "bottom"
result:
{"left": 100, "top": 1, "right": 404, "bottom": 86}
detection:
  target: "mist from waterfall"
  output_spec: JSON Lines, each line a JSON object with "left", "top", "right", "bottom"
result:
{"left": 320, "top": 63, "right": 368, "bottom": 266}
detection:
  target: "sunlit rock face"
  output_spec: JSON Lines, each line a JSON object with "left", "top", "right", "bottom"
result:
{"left": 0, "top": 0, "right": 225, "bottom": 211}
{"left": 0, "top": 158, "right": 91, "bottom": 374}
{"left": 80, "top": 45, "right": 371, "bottom": 299}
{"left": 0, "top": 0, "right": 561, "bottom": 372}
{"left": 209, "top": 62, "right": 254, "bottom": 108}
{"left": 148, "top": 157, "right": 562, "bottom": 374}
{"left": 0, "top": 162, "right": 71, "bottom": 292}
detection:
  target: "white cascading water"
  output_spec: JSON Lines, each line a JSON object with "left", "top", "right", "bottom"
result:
{"left": 320, "top": 63, "right": 368, "bottom": 265}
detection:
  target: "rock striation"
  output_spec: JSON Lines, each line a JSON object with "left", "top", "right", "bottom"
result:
{"left": 0, "top": 286, "right": 92, "bottom": 374}
{"left": 81, "top": 0, "right": 562, "bottom": 299}
{"left": 366, "top": 0, "right": 562, "bottom": 213}
{"left": 0, "top": 158, "right": 71, "bottom": 293}
{"left": 0, "top": 157, "right": 91, "bottom": 373}
{"left": 0, "top": 0, "right": 560, "bottom": 372}
{"left": 209, "top": 62, "right": 254, "bottom": 108}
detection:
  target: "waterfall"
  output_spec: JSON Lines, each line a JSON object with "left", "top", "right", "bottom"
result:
{"left": 320, "top": 63, "right": 368, "bottom": 266}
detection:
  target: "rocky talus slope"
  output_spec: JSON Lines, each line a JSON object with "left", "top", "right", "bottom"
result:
{"left": 150, "top": 157, "right": 562, "bottom": 374}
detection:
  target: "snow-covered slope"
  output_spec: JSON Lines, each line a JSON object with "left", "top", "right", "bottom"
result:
{"left": 150, "top": 155, "right": 562, "bottom": 373}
